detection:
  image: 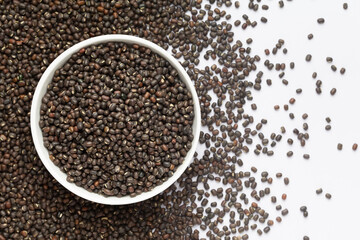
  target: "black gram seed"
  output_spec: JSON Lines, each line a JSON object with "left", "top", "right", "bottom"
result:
{"left": 284, "top": 177, "right": 290, "bottom": 185}
{"left": 337, "top": 143, "right": 343, "bottom": 150}
{"left": 316, "top": 188, "right": 323, "bottom": 194}
{"left": 317, "top": 18, "right": 325, "bottom": 24}
{"left": 353, "top": 143, "right": 358, "bottom": 151}
{"left": 281, "top": 209, "right": 289, "bottom": 216}
{"left": 330, "top": 88, "right": 337, "bottom": 95}
{"left": 300, "top": 206, "right": 307, "bottom": 212}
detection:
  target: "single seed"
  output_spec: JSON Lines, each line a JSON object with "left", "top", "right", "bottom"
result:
{"left": 304, "top": 236, "right": 310, "bottom": 240}
{"left": 352, "top": 143, "right": 358, "bottom": 151}
{"left": 325, "top": 125, "right": 331, "bottom": 131}
{"left": 343, "top": 3, "right": 348, "bottom": 10}
{"left": 330, "top": 88, "right": 337, "bottom": 95}
{"left": 316, "top": 188, "right": 323, "bottom": 194}
{"left": 281, "top": 209, "right": 289, "bottom": 216}
{"left": 300, "top": 206, "right": 307, "bottom": 212}
{"left": 307, "top": 34, "right": 313, "bottom": 40}
{"left": 337, "top": 143, "right": 343, "bottom": 150}
{"left": 340, "top": 68, "right": 346, "bottom": 74}
{"left": 317, "top": 18, "right": 325, "bottom": 24}
{"left": 303, "top": 154, "right": 310, "bottom": 159}
{"left": 284, "top": 177, "right": 289, "bottom": 185}
{"left": 326, "top": 57, "right": 333, "bottom": 63}
{"left": 305, "top": 54, "right": 312, "bottom": 62}
{"left": 325, "top": 193, "right": 332, "bottom": 199}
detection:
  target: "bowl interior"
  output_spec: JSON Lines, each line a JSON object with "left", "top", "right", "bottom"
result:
{"left": 30, "top": 35, "right": 201, "bottom": 205}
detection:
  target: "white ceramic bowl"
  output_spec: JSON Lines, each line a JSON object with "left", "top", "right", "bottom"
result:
{"left": 30, "top": 35, "right": 201, "bottom": 205}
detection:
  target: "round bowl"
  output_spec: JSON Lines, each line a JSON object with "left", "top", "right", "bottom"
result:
{"left": 30, "top": 34, "right": 201, "bottom": 205}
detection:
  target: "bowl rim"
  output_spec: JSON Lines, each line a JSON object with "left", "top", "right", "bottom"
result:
{"left": 30, "top": 34, "right": 201, "bottom": 205}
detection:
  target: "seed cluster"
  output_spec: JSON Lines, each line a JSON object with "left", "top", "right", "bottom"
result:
{"left": 40, "top": 42, "right": 194, "bottom": 197}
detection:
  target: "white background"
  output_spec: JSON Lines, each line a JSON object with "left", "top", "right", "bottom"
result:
{"left": 192, "top": 0, "right": 360, "bottom": 239}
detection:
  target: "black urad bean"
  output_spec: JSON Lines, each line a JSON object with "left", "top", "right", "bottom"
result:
{"left": 316, "top": 188, "right": 323, "bottom": 194}
{"left": 337, "top": 143, "right": 343, "bottom": 150}
{"left": 317, "top": 18, "right": 325, "bottom": 24}
{"left": 284, "top": 177, "right": 290, "bottom": 185}
{"left": 353, "top": 143, "right": 358, "bottom": 151}
{"left": 326, "top": 57, "right": 333, "bottom": 62}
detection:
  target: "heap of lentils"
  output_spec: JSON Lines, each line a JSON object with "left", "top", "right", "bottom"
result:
{"left": 39, "top": 42, "right": 194, "bottom": 197}
{"left": 0, "top": 0, "right": 346, "bottom": 239}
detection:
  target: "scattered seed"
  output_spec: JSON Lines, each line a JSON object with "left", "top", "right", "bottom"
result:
{"left": 281, "top": 209, "right": 289, "bottom": 216}
{"left": 337, "top": 143, "right": 343, "bottom": 150}
{"left": 284, "top": 177, "right": 290, "bottom": 185}
{"left": 305, "top": 54, "right": 312, "bottom": 62}
{"left": 317, "top": 18, "right": 325, "bottom": 24}
{"left": 330, "top": 88, "right": 337, "bottom": 95}
{"left": 352, "top": 143, "right": 358, "bottom": 151}
{"left": 326, "top": 57, "right": 333, "bottom": 63}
